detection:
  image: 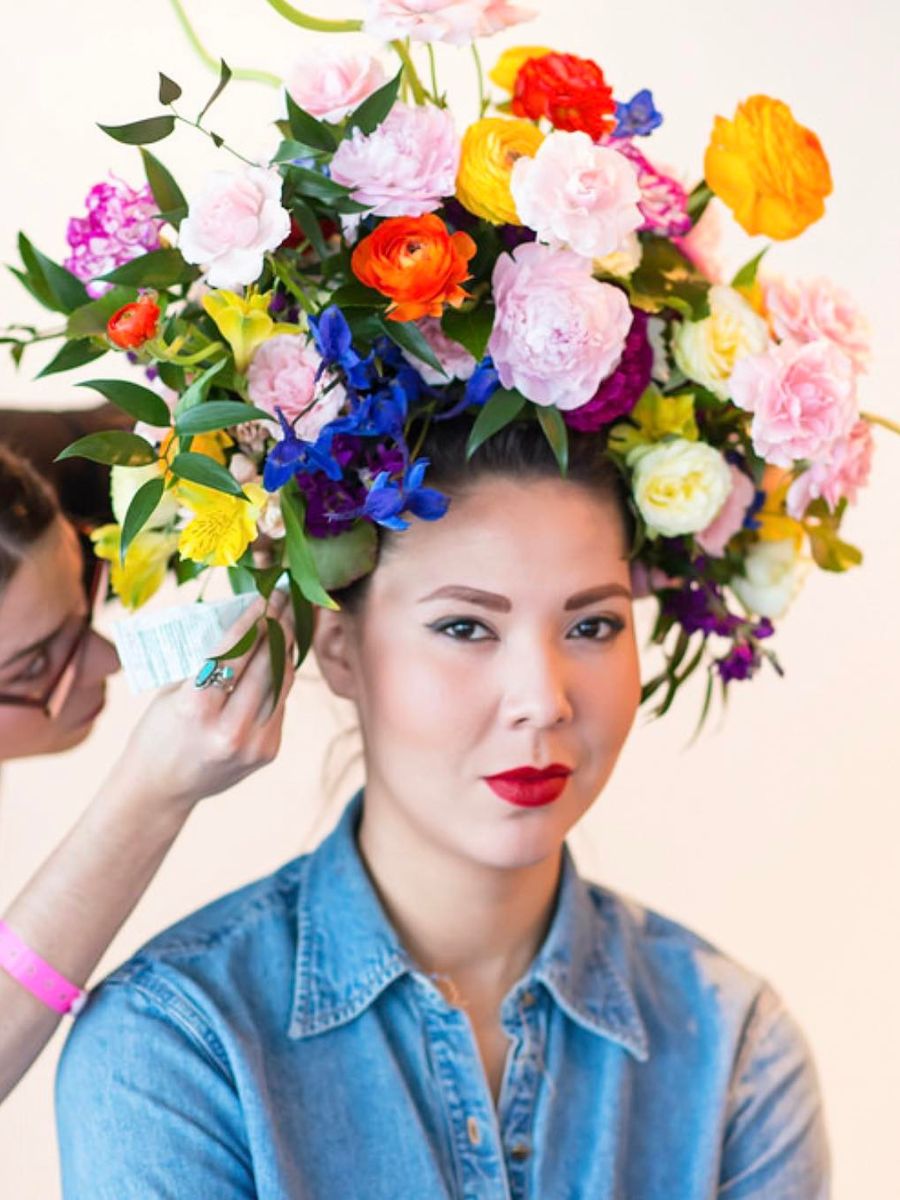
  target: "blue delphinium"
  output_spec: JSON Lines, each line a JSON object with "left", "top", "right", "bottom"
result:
{"left": 612, "top": 89, "right": 663, "bottom": 139}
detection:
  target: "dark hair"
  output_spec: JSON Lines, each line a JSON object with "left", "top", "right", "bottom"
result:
{"left": 0, "top": 441, "right": 59, "bottom": 592}
{"left": 332, "top": 415, "right": 635, "bottom": 613}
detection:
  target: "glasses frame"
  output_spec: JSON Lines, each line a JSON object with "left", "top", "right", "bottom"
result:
{"left": 0, "top": 532, "right": 107, "bottom": 719}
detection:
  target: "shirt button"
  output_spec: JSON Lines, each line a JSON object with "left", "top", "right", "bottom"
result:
{"left": 466, "top": 1116, "right": 481, "bottom": 1146}
{"left": 521, "top": 990, "right": 536, "bottom": 1007}
{"left": 509, "top": 1140, "right": 531, "bottom": 1162}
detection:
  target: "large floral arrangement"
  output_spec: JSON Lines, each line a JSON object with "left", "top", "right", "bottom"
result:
{"left": 5, "top": 0, "right": 897, "bottom": 729}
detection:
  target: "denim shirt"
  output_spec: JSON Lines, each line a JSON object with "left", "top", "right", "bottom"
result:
{"left": 56, "top": 791, "right": 830, "bottom": 1199}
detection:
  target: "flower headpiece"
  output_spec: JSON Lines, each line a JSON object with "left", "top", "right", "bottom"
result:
{"left": 6, "top": 0, "right": 897, "bottom": 730}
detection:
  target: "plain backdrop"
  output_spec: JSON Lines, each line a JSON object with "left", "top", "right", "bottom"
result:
{"left": 1, "top": 1, "right": 898, "bottom": 1195}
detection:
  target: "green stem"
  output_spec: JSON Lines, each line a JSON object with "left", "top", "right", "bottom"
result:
{"left": 471, "top": 41, "right": 487, "bottom": 116}
{"left": 172, "top": 113, "right": 255, "bottom": 165}
{"left": 168, "top": 0, "right": 281, "bottom": 87}
{"left": 390, "top": 40, "right": 429, "bottom": 105}
{"left": 862, "top": 410, "right": 900, "bottom": 437}
{"left": 262, "top": 0, "right": 362, "bottom": 32}
{"left": 427, "top": 44, "right": 439, "bottom": 101}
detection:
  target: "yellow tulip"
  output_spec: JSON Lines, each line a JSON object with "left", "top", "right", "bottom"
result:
{"left": 202, "top": 290, "right": 301, "bottom": 372}
{"left": 91, "top": 524, "right": 179, "bottom": 611}
{"left": 177, "top": 482, "right": 267, "bottom": 568}
{"left": 456, "top": 118, "right": 544, "bottom": 225}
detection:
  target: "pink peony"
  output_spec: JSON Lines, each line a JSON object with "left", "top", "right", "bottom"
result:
{"left": 763, "top": 276, "right": 870, "bottom": 373}
{"left": 729, "top": 338, "right": 858, "bottom": 468}
{"left": 285, "top": 50, "right": 386, "bottom": 124}
{"left": 400, "top": 317, "right": 477, "bottom": 385}
{"left": 696, "top": 465, "right": 757, "bottom": 556}
{"left": 330, "top": 102, "right": 459, "bottom": 218}
{"left": 247, "top": 334, "right": 346, "bottom": 439}
{"left": 786, "top": 419, "right": 874, "bottom": 518}
{"left": 488, "top": 242, "right": 633, "bottom": 410}
{"left": 178, "top": 167, "right": 290, "bottom": 290}
{"left": 612, "top": 138, "right": 692, "bottom": 237}
{"left": 510, "top": 131, "right": 642, "bottom": 259}
{"left": 363, "top": 0, "right": 534, "bottom": 45}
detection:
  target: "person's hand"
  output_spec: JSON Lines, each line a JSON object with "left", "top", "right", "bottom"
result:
{"left": 109, "top": 591, "right": 296, "bottom": 814}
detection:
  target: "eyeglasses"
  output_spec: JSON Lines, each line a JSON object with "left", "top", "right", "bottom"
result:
{"left": 0, "top": 534, "right": 107, "bottom": 720}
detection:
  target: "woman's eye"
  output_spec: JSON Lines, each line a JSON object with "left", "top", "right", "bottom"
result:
{"left": 569, "top": 616, "right": 626, "bottom": 642}
{"left": 14, "top": 648, "right": 50, "bottom": 683}
{"left": 430, "top": 618, "right": 495, "bottom": 642}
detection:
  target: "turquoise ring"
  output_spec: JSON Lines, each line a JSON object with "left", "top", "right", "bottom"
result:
{"left": 194, "top": 660, "right": 236, "bottom": 693}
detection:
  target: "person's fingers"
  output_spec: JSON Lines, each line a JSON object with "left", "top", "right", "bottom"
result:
{"left": 212, "top": 602, "right": 295, "bottom": 745}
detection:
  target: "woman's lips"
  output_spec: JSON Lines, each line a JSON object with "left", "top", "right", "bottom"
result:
{"left": 483, "top": 765, "right": 572, "bottom": 808}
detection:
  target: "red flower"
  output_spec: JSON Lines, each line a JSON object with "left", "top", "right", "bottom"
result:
{"left": 512, "top": 53, "right": 616, "bottom": 141}
{"left": 106, "top": 295, "right": 160, "bottom": 349}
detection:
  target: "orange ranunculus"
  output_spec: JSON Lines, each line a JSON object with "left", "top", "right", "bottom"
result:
{"left": 704, "top": 95, "right": 832, "bottom": 241}
{"left": 351, "top": 214, "right": 477, "bottom": 323}
{"left": 106, "top": 295, "right": 160, "bottom": 349}
{"left": 512, "top": 53, "right": 616, "bottom": 141}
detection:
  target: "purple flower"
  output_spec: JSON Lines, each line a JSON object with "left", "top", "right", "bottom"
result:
{"left": 613, "top": 140, "right": 692, "bottom": 238}
{"left": 663, "top": 581, "right": 743, "bottom": 638}
{"left": 65, "top": 177, "right": 161, "bottom": 297}
{"left": 564, "top": 309, "right": 652, "bottom": 432}
{"left": 612, "top": 89, "right": 664, "bottom": 139}
{"left": 715, "top": 643, "right": 760, "bottom": 683}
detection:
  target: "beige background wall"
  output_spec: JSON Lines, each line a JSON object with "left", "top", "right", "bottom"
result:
{"left": 1, "top": 1, "right": 898, "bottom": 1194}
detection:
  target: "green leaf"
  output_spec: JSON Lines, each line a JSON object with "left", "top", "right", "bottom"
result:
{"left": 441, "top": 305, "right": 494, "bottom": 362}
{"left": 253, "top": 566, "right": 284, "bottom": 599}
{"left": 731, "top": 246, "right": 770, "bottom": 290}
{"left": 140, "top": 148, "right": 187, "bottom": 228}
{"left": 630, "top": 236, "right": 711, "bottom": 321}
{"left": 197, "top": 59, "right": 233, "bottom": 124}
{"left": 78, "top": 379, "right": 170, "bottom": 426}
{"left": 36, "top": 338, "right": 107, "bottom": 378}
{"left": 99, "top": 248, "right": 196, "bottom": 288}
{"left": 345, "top": 70, "right": 402, "bottom": 136}
{"left": 55, "top": 431, "right": 157, "bottom": 467}
{"left": 170, "top": 451, "right": 246, "bottom": 498}
{"left": 289, "top": 196, "right": 328, "bottom": 260}
{"left": 175, "top": 400, "right": 272, "bottom": 435}
{"left": 329, "top": 280, "right": 386, "bottom": 309}
{"left": 686, "top": 181, "right": 713, "bottom": 224}
{"left": 265, "top": 615, "right": 287, "bottom": 710}
{"left": 285, "top": 164, "right": 354, "bottom": 204}
{"left": 158, "top": 72, "right": 182, "bottom": 105}
{"left": 466, "top": 388, "right": 526, "bottom": 460}
{"left": 216, "top": 621, "right": 261, "bottom": 660}
{"left": 281, "top": 489, "right": 337, "bottom": 609}
{"left": 66, "top": 288, "right": 137, "bottom": 338}
{"left": 288, "top": 579, "right": 315, "bottom": 668}
{"left": 18, "top": 234, "right": 90, "bottom": 313}
{"left": 7, "top": 263, "right": 56, "bottom": 312}
{"left": 807, "top": 527, "right": 863, "bottom": 573}
{"left": 120, "top": 476, "right": 166, "bottom": 562}
{"left": 285, "top": 93, "right": 338, "bottom": 152}
{"left": 378, "top": 316, "right": 446, "bottom": 377}
{"left": 174, "top": 556, "right": 207, "bottom": 585}
{"left": 174, "top": 358, "right": 228, "bottom": 416}
{"left": 98, "top": 115, "right": 176, "bottom": 145}
{"left": 227, "top": 564, "right": 257, "bottom": 595}
{"left": 344, "top": 309, "right": 384, "bottom": 352}
{"left": 309, "top": 521, "right": 377, "bottom": 591}
{"left": 534, "top": 404, "right": 569, "bottom": 476}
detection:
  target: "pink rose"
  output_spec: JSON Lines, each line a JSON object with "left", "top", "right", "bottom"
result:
{"left": 696, "top": 465, "right": 756, "bottom": 556}
{"left": 363, "top": 0, "right": 534, "bottom": 45}
{"left": 488, "top": 242, "right": 633, "bottom": 409}
{"left": 763, "top": 276, "right": 870, "bottom": 373}
{"left": 178, "top": 167, "right": 290, "bottom": 290}
{"left": 786, "top": 419, "right": 874, "bottom": 518}
{"left": 330, "top": 102, "right": 459, "bottom": 218}
{"left": 510, "top": 131, "right": 642, "bottom": 259}
{"left": 729, "top": 338, "right": 858, "bottom": 468}
{"left": 400, "top": 317, "right": 477, "bottom": 386}
{"left": 285, "top": 51, "right": 386, "bottom": 124}
{"left": 247, "top": 334, "right": 346, "bottom": 439}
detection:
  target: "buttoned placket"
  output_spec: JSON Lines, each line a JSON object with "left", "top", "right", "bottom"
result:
{"left": 414, "top": 974, "right": 545, "bottom": 1200}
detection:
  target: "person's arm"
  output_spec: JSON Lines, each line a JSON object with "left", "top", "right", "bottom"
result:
{"left": 0, "top": 594, "right": 293, "bottom": 1103}
{"left": 718, "top": 984, "right": 831, "bottom": 1198}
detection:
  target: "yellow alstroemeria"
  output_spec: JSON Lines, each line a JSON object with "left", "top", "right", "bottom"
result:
{"left": 756, "top": 465, "right": 805, "bottom": 550}
{"left": 489, "top": 46, "right": 553, "bottom": 92}
{"left": 608, "top": 387, "right": 699, "bottom": 460}
{"left": 91, "top": 525, "right": 179, "bottom": 611}
{"left": 202, "top": 289, "right": 301, "bottom": 372}
{"left": 177, "top": 482, "right": 268, "bottom": 568}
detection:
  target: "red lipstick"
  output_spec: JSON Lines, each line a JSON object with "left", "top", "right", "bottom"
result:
{"left": 483, "top": 764, "right": 572, "bottom": 808}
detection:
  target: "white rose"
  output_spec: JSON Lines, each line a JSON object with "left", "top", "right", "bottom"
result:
{"left": 730, "top": 538, "right": 807, "bottom": 619}
{"left": 285, "top": 50, "right": 387, "bottom": 124}
{"left": 178, "top": 166, "right": 290, "bottom": 290}
{"left": 111, "top": 462, "right": 179, "bottom": 529}
{"left": 593, "top": 231, "right": 643, "bottom": 279}
{"left": 631, "top": 438, "right": 732, "bottom": 538}
{"left": 672, "top": 284, "right": 770, "bottom": 400}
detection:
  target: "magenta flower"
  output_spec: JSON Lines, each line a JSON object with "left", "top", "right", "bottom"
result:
{"left": 65, "top": 176, "right": 161, "bottom": 297}
{"left": 612, "top": 139, "right": 692, "bottom": 238}
{"left": 563, "top": 308, "right": 651, "bottom": 431}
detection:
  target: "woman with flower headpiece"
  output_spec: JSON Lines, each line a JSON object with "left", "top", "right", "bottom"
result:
{"left": 0, "top": 440, "right": 296, "bottom": 1104}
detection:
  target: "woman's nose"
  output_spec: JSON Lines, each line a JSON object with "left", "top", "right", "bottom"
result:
{"left": 79, "top": 630, "right": 121, "bottom": 686}
{"left": 498, "top": 640, "right": 573, "bottom": 730}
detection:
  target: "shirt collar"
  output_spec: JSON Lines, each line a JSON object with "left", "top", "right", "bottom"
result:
{"left": 288, "top": 790, "right": 648, "bottom": 1062}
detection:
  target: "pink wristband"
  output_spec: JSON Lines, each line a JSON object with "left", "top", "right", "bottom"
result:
{"left": 0, "top": 921, "right": 87, "bottom": 1016}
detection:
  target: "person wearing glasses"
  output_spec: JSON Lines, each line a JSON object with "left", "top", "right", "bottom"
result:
{"left": 0, "top": 441, "right": 295, "bottom": 1103}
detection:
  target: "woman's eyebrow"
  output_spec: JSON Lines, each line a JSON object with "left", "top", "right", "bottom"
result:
{"left": 417, "top": 583, "right": 633, "bottom": 612}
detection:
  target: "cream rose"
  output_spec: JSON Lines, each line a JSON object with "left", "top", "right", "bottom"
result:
{"left": 672, "top": 284, "right": 770, "bottom": 400}
{"left": 593, "top": 231, "right": 643, "bottom": 279}
{"left": 730, "top": 538, "right": 807, "bottom": 618}
{"left": 631, "top": 438, "right": 733, "bottom": 538}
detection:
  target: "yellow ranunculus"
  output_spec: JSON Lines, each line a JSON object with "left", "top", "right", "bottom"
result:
{"left": 91, "top": 524, "right": 179, "bottom": 611}
{"left": 456, "top": 118, "right": 544, "bottom": 225}
{"left": 704, "top": 95, "right": 832, "bottom": 240}
{"left": 177, "top": 482, "right": 267, "bottom": 568}
{"left": 489, "top": 46, "right": 553, "bottom": 92}
{"left": 202, "top": 290, "right": 301, "bottom": 372}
